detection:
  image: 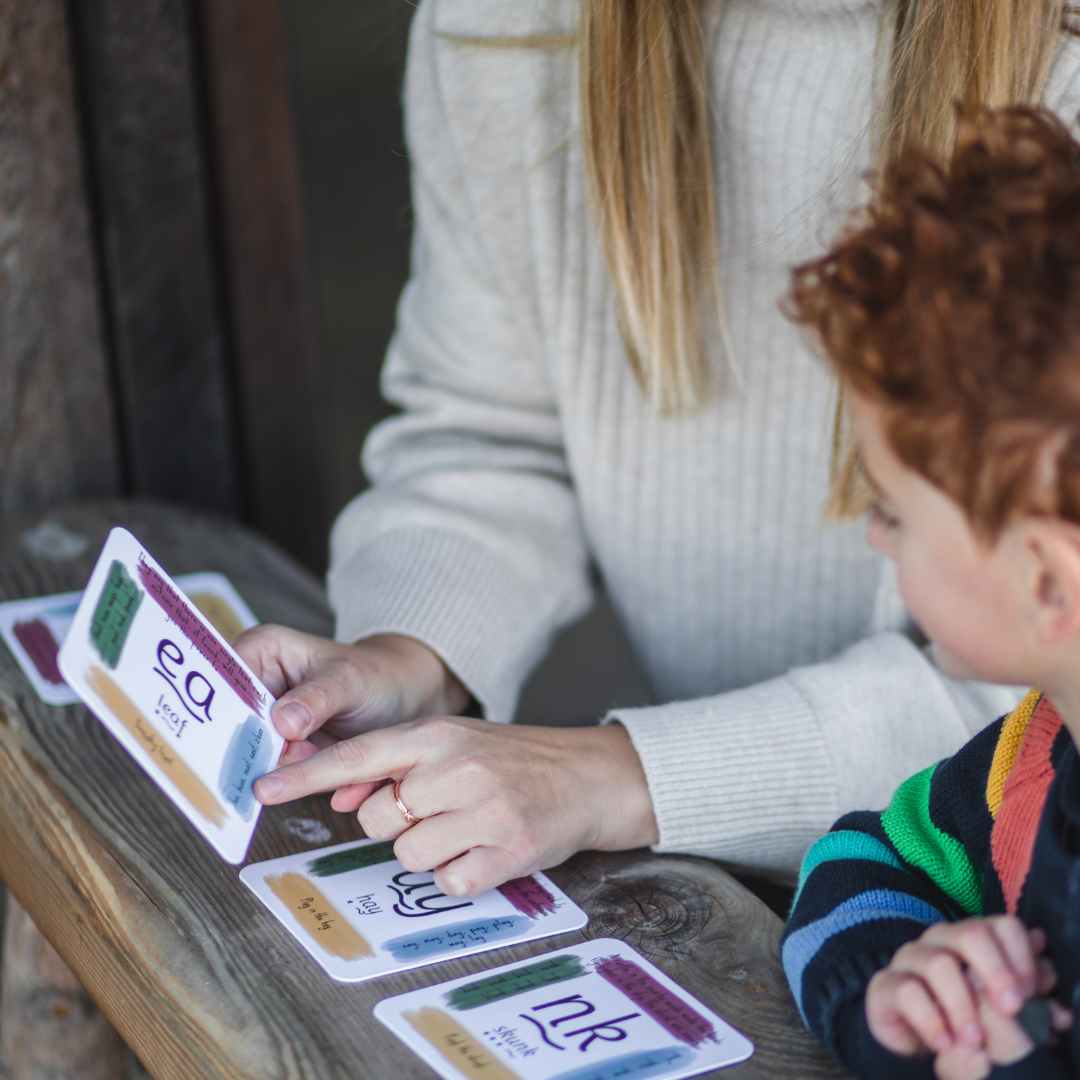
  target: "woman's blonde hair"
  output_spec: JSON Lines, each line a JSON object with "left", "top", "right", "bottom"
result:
{"left": 449, "top": 2, "right": 1070, "bottom": 418}
{"left": 580, "top": 0, "right": 1069, "bottom": 414}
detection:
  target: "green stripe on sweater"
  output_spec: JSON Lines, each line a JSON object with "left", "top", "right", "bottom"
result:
{"left": 881, "top": 764, "right": 982, "bottom": 916}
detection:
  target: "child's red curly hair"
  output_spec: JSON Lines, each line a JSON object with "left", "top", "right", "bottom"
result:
{"left": 788, "top": 105, "right": 1080, "bottom": 541}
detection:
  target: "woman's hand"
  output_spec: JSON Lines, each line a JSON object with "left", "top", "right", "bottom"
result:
{"left": 234, "top": 626, "right": 471, "bottom": 750}
{"left": 253, "top": 716, "right": 659, "bottom": 896}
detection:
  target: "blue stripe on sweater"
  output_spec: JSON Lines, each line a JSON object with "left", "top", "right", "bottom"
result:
{"left": 783, "top": 889, "right": 945, "bottom": 1023}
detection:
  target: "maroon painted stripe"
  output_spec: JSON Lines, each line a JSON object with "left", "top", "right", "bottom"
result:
{"left": 595, "top": 955, "right": 717, "bottom": 1047}
{"left": 13, "top": 618, "right": 64, "bottom": 685}
{"left": 137, "top": 558, "right": 263, "bottom": 712}
{"left": 496, "top": 876, "right": 558, "bottom": 918}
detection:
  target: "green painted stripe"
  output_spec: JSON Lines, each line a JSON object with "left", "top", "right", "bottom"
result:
{"left": 89, "top": 560, "right": 143, "bottom": 669}
{"left": 881, "top": 764, "right": 983, "bottom": 916}
{"left": 446, "top": 954, "right": 585, "bottom": 1010}
{"left": 792, "top": 829, "right": 904, "bottom": 910}
{"left": 306, "top": 840, "right": 397, "bottom": 877}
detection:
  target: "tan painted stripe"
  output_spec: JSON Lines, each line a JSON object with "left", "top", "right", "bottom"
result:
{"left": 403, "top": 1007, "right": 522, "bottom": 1080}
{"left": 264, "top": 873, "right": 374, "bottom": 960}
{"left": 87, "top": 665, "right": 228, "bottom": 829}
{"left": 189, "top": 593, "right": 245, "bottom": 645}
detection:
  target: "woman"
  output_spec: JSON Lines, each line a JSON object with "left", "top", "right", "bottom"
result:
{"left": 243, "top": 0, "right": 1080, "bottom": 897}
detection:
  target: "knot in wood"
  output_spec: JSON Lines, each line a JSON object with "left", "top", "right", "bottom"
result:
{"left": 584, "top": 869, "right": 714, "bottom": 953}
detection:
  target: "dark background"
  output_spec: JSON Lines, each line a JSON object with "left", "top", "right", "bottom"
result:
{"left": 278, "top": 0, "right": 411, "bottom": 561}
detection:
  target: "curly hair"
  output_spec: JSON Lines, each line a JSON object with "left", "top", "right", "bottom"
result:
{"left": 788, "top": 105, "right": 1080, "bottom": 541}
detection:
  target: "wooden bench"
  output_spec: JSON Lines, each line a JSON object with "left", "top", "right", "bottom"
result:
{"left": 0, "top": 502, "right": 845, "bottom": 1077}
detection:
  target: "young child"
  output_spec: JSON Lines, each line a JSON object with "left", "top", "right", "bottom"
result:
{"left": 782, "top": 106, "right": 1080, "bottom": 1079}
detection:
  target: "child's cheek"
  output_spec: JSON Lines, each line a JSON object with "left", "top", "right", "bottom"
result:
{"left": 894, "top": 556, "right": 974, "bottom": 673}
{"left": 928, "top": 641, "right": 979, "bottom": 681}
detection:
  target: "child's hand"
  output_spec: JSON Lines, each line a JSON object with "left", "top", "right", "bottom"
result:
{"left": 933, "top": 986, "right": 1072, "bottom": 1080}
{"left": 865, "top": 917, "right": 1051, "bottom": 1056}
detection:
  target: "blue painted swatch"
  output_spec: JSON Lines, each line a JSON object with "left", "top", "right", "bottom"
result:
{"left": 218, "top": 714, "right": 273, "bottom": 819}
{"left": 550, "top": 1046, "right": 696, "bottom": 1080}
{"left": 383, "top": 916, "right": 529, "bottom": 962}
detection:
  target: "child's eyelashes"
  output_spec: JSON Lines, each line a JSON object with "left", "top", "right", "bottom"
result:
{"left": 868, "top": 502, "right": 901, "bottom": 531}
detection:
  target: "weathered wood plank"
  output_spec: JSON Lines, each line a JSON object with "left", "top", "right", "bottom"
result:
{"left": 196, "top": 1, "right": 326, "bottom": 570}
{"left": 0, "top": 502, "right": 846, "bottom": 1078}
{"left": 0, "top": 899, "right": 128, "bottom": 1080}
{"left": 66, "top": 0, "right": 241, "bottom": 514}
{"left": 0, "top": 883, "right": 7, "bottom": 1080}
{"left": 0, "top": 0, "right": 121, "bottom": 512}
{"left": 0, "top": 6, "right": 125, "bottom": 1068}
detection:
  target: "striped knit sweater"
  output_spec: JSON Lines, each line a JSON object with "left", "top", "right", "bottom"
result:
{"left": 782, "top": 691, "right": 1080, "bottom": 1078}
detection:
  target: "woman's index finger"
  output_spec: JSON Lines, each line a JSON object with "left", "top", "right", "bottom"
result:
{"left": 253, "top": 725, "right": 422, "bottom": 805}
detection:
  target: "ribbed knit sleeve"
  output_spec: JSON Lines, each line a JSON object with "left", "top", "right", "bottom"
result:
{"left": 781, "top": 717, "right": 1007, "bottom": 1077}
{"left": 327, "top": 0, "right": 592, "bottom": 725}
{"left": 609, "top": 632, "right": 1021, "bottom": 874}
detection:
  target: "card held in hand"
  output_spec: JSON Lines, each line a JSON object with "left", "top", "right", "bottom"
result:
{"left": 58, "top": 527, "right": 283, "bottom": 863}
{"left": 374, "top": 937, "right": 754, "bottom": 1079}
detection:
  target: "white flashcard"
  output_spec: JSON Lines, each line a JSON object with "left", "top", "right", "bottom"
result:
{"left": 58, "top": 527, "right": 282, "bottom": 863}
{"left": 375, "top": 937, "right": 754, "bottom": 1079}
{"left": 240, "top": 837, "right": 588, "bottom": 983}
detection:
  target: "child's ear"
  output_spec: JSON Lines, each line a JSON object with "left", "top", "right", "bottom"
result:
{"left": 1023, "top": 522, "right": 1080, "bottom": 644}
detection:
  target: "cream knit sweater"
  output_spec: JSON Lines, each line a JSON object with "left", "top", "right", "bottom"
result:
{"left": 327, "top": 0, "right": 1080, "bottom": 876}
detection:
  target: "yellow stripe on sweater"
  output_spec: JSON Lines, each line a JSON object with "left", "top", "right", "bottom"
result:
{"left": 986, "top": 689, "right": 1042, "bottom": 819}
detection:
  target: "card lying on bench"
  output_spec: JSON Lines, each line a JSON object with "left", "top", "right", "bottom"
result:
{"left": 240, "top": 837, "right": 587, "bottom": 982}
{"left": 374, "top": 937, "right": 754, "bottom": 1079}
{"left": 58, "top": 527, "right": 282, "bottom": 863}
{"left": 1, "top": 570, "right": 257, "bottom": 707}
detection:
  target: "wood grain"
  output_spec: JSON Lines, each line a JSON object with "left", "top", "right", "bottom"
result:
{"left": 0, "top": 5, "right": 124, "bottom": 1071}
{"left": 66, "top": 0, "right": 241, "bottom": 514}
{"left": 0, "top": 0, "right": 121, "bottom": 513}
{"left": 0, "top": 502, "right": 847, "bottom": 1078}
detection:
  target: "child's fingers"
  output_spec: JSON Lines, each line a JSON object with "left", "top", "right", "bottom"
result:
{"left": 870, "top": 1009, "right": 926, "bottom": 1056}
{"left": 977, "top": 992, "right": 1033, "bottom": 1065}
{"left": 866, "top": 971, "right": 937, "bottom": 1055}
{"left": 985, "top": 916, "right": 1039, "bottom": 999}
{"left": 1050, "top": 1002, "right": 1073, "bottom": 1032}
{"left": 894, "top": 974, "right": 955, "bottom": 1052}
{"left": 934, "top": 1043, "right": 991, "bottom": 1080}
{"left": 889, "top": 945, "right": 982, "bottom": 1047}
{"left": 923, "top": 919, "right": 1027, "bottom": 1014}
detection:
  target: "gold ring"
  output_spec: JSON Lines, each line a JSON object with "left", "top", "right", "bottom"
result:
{"left": 393, "top": 779, "right": 420, "bottom": 826}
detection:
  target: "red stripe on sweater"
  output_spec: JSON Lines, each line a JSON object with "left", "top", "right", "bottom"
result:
{"left": 990, "top": 696, "right": 1061, "bottom": 914}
